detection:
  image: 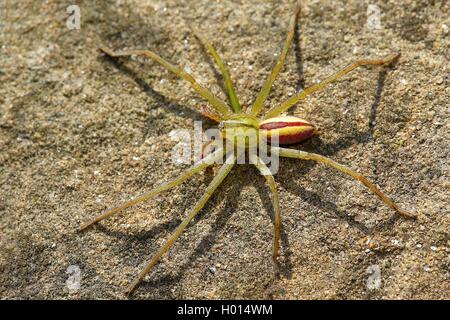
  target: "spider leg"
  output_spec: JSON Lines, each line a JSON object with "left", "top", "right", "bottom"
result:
{"left": 79, "top": 148, "right": 224, "bottom": 231}
{"left": 264, "top": 53, "right": 400, "bottom": 119}
{"left": 275, "top": 147, "right": 415, "bottom": 218}
{"left": 250, "top": 2, "right": 301, "bottom": 116}
{"left": 194, "top": 32, "right": 241, "bottom": 113}
{"left": 99, "top": 46, "right": 230, "bottom": 118}
{"left": 126, "top": 158, "right": 235, "bottom": 296}
{"left": 252, "top": 156, "right": 281, "bottom": 259}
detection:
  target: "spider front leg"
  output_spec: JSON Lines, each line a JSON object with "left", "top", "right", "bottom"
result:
{"left": 252, "top": 155, "right": 281, "bottom": 259}
{"left": 194, "top": 32, "right": 241, "bottom": 113}
{"left": 126, "top": 158, "right": 235, "bottom": 296}
{"left": 275, "top": 147, "right": 416, "bottom": 218}
{"left": 80, "top": 148, "right": 224, "bottom": 230}
{"left": 99, "top": 46, "right": 230, "bottom": 118}
{"left": 264, "top": 53, "right": 400, "bottom": 118}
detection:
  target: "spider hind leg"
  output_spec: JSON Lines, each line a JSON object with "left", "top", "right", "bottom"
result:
{"left": 276, "top": 147, "right": 416, "bottom": 219}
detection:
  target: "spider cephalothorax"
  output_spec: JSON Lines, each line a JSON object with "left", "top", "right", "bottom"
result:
{"left": 81, "top": 2, "right": 415, "bottom": 296}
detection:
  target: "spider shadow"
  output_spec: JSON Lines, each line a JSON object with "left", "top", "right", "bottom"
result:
{"left": 368, "top": 68, "right": 389, "bottom": 139}
{"left": 272, "top": 56, "right": 402, "bottom": 237}
{"left": 276, "top": 159, "right": 402, "bottom": 237}
{"left": 289, "top": 9, "right": 400, "bottom": 150}
{"left": 309, "top": 59, "right": 398, "bottom": 158}
{"left": 91, "top": 162, "right": 296, "bottom": 296}
{"left": 293, "top": 9, "right": 305, "bottom": 92}
{"left": 98, "top": 54, "right": 210, "bottom": 128}
{"left": 95, "top": 48, "right": 398, "bottom": 294}
{"left": 135, "top": 172, "right": 245, "bottom": 293}
{"left": 94, "top": 218, "right": 182, "bottom": 247}
{"left": 252, "top": 169, "right": 295, "bottom": 280}
{"left": 192, "top": 33, "right": 231, "bottom": 106}
{"left": 92, "top": 3, "right": 402, "bottom": 294}
{"left": 91, "top": 169, "right": 245, "bottom": 293}
{"left": 86, "top": 67, "right": 397, "bottom": 297}
{"left": 90, "top": 166, "right": 219, "bottom": 254}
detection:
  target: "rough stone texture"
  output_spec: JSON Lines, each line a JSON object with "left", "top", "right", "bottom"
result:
{"left": 0, "top": 0, "right": 448, "bottom": 299}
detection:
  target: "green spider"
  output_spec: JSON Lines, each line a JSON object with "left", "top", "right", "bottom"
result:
{"left": 81, "top": 3, "right": 415, "bottom": 296}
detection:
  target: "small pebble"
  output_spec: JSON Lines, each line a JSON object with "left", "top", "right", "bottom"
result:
{"left": 366, "top": 265, "right": 382, "bottom": 290}
{"left": 184, "top": 65, "right": 192, "bottom": 74}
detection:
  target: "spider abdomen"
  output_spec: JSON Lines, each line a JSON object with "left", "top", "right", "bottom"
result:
{"left": 259, "top": 116, "right": 316, "bottom": 145}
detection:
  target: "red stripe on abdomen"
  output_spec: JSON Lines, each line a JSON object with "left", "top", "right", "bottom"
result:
{"left": 260, "top": 121, "right": 311, "bottom": 130}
